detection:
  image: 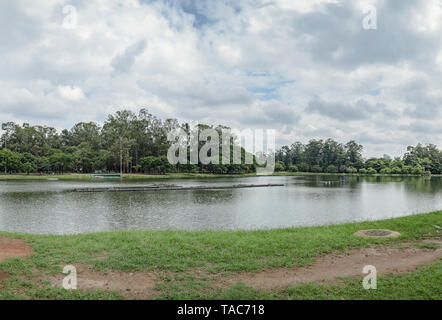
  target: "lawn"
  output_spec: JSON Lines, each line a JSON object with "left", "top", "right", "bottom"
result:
{"left": 0, "top": 210, "right": 441, "bottom": 299}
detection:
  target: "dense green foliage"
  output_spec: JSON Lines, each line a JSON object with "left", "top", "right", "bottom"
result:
{"left": 0, "top": 109, "right": 255, "bottom": 175}
{"left": 1, "top": 109, "right": 440, "bottom": 175}
{"left": 276, "top": 139, "right": 442, "bottom": 175}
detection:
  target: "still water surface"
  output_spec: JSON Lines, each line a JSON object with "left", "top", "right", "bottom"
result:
{"left": 0, "top": 175, "right": 441, "bottom": 234}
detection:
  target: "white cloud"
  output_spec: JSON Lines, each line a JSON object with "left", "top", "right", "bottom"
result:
{"left": 57, "top": 85, "right": 85, "bottom": 101}
{"left": 0, "top": 0, "right": 441, "bottom": 157}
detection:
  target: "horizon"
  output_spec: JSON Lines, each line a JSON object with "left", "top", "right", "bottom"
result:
{"left": 1, "top": 107, "right": 437, "bottom": 160}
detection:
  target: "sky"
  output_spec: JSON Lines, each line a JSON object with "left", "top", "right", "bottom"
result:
{"left": 0, "top": 0, "right": 441, "bottom": 158}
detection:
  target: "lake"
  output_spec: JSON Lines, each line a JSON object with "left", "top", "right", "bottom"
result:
{"left": 0, "top": 175, "right": 441, "bottom": 234}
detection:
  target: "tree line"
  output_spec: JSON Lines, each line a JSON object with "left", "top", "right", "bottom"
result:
{"left": 275, "top": 139, "right": 442, "bottom": 175}
{"left": 0, "top": 108, "right": 440, "bottom": 175}
{"left": 0, "top": 109, "right": 256, "bottom": 175}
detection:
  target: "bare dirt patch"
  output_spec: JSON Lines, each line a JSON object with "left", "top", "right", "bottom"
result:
{"left": 0, "top": 237, "right": 34, "bottom": 283}
{"left": 223, "top": 239, "right": 442, "bottom": 291}
{"left": 89, "top": 251, "right": 108, "bottom": 261}
{"left": 0, "top": 271, "right": 10, "bottom": 282}
{"left": 45, "top": 264, "right": 158, "bottom": 299}
{"left": 354, "top": 229, "right": 401, "bottom": 238}
{"left": 0, "top": 237, "right": 34, "bottom": 263}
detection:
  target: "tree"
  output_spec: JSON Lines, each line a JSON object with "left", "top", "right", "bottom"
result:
{"left": 139, "top": 156, "right": 175, "bottom": 174}
{"left": 346, "top": 166, "right": 357, "bottom": 173}
{"left": 1, "top": 122, "right": 15, "bottom": 149}
{"left": 0, "top": 149, "right": 21, "bottom": 173}
{"left": 289, "top": 141, "right": 305, "bottom": 165}
{"left": 69, "top": 122, "right": 102, "bottom": 150}
{"left": 365, "top": 158, "right": 389, "bottom": 172}
{"left": 275, "top": 161, "right": 285, "bottom": 172}
{"left": 325, "top": 164, "right": 338, "bottom": 173}
{"left": 298, "top": 163, "right": 310, "bottom": 172}
{"left": 322, "top": 139, "right": 345, "bottom": 169}
{"left": 304, "top": 140, "right": 324, "bottom": 167}
{"left": 402, "top": 166, "right": 412, "bottom": 175}
{"left": 380, "top": 167, "right": 392, "bottom": 174}
{"left": 345, "top": 140, "right": 363, "bottom": 169}
{"left": 391, "top": 157, "right": 404, "bottom": 169}
{"left": 21, "top": 162, "right": 36, "bottom": 174}
{"left": 311, "top": 165, "right": 322, "bottom": 173}
{"left": 1, "top": 109, "right": 440, "bottom": 176}
{"left": 391, "top": 167, "right": 402, "bottom": 174}
{"left": 72, "top": 143, "right": 95, "bottom": 173}
{"left": 412, "top": 165, "right": 424, "bottom": 175}
{"left": 403, "top": 143, "right": 442, "bottom": 174}
{"left": 49, "top": 150, "right": 73, "bottom": 174}
{"left": 102, "top": 110, "right": 137, "bottom": 173}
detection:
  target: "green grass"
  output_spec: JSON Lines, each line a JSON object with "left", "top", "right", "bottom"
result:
{"left": 414, "top": 242, "right": 439, "bottom": 250}
{"left": 282, "top": 261, "right": 442, "bottom": 300}
{"left": 0, "top": 210, "right": 441, "bottom": 299}
{"left": 2, "top": 211, "right": 441, "bottom": 273}
{"left": 0, "top": 276, "right": 121, "bottom": 300}
{"left": 176, "top": 261, "right": 442, "bottom": 300}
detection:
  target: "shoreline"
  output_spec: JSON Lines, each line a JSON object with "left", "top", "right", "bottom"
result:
{"left": 2, "top": 210, "right": 440, "bottom": 237}
{"left": 0, "top": 172, "right": 440, "bottom": 181}
{"left": 0, "top": 210, "right": 440, "bottom": 299}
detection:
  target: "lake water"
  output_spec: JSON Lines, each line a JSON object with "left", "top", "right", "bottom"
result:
{"left": 0, "top": 175, "right": 441, "bottom": 234}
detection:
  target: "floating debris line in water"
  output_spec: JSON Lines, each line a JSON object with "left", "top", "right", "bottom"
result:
{"left": 74, "top": 183, "right": 284, "bottom": 193}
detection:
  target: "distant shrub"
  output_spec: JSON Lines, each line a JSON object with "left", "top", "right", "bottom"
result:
{"left": 359, "top": 168, "right": 368, "bottom": 174}
{"left": 380, "top": 167, "right": 392, "bottom": 175}
{"left": 274, "top": 161, "right": 286, "bottom": 172}
{"left": 180, "top": 163, "right": 198, "bottom": 173}
{"left": 298, "top": 163, "right": 310, "bottom": 172}
{"left": 311, "top": 165, "right": 323, "bottom": 173}
{"left": 391, "top": 166, "right": 402, "bottom": 174}
{"left": 325, "top": 165, "right": 338, "bottom": 173}
{"left": 402, "top": 166, "right": 412, "bottom": 174}
{"left": 140, "top": 156, "right": 175, "bottom": 174}
{"left": 345, "top": 166, "right": 357, "bottom": 173}
{"left": 288, "top": 165, "right": 298, "bottom": 172}
{"left": 367, "top": 168, "right": 377, "bottom": 174}
{"left": 411, "top": 165, "right": 424, "bottom": 175}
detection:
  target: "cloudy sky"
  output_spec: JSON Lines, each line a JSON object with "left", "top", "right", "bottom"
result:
{"left": 1, "top": 0, "right": 441, "bottom": 157}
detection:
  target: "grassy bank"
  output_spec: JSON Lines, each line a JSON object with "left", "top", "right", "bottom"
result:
{"left": 211, "top": 261, "right": 442, "bottom": 300}
{"left": 0, "top": 210, "right": 441, "bottom": 299}
{"left": 0, "top": 172, "right": 440, "bottom": 181}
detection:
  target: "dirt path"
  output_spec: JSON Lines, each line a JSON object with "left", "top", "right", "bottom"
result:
{"left": 1, "top": 235, "right": 440, "bottom": 298}
{"left": 45, "top": 264, "right": 159, "bottom": 299}
{"left": 0, "top": 271, "right": 9, "bottom": 282}
{"left": 223, "top": 239, "right": 442, "bottom": 290}
{"left": 43, "top": 239, "right": 442, "bottom": 298}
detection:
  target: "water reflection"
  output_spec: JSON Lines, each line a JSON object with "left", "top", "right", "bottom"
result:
{"left": 0, "top": 176, "right": 441, "bottom": 234}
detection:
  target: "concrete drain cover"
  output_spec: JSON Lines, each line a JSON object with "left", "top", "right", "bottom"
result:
{"left": 354, "top": 229, "right": 401, "bottom": 238}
